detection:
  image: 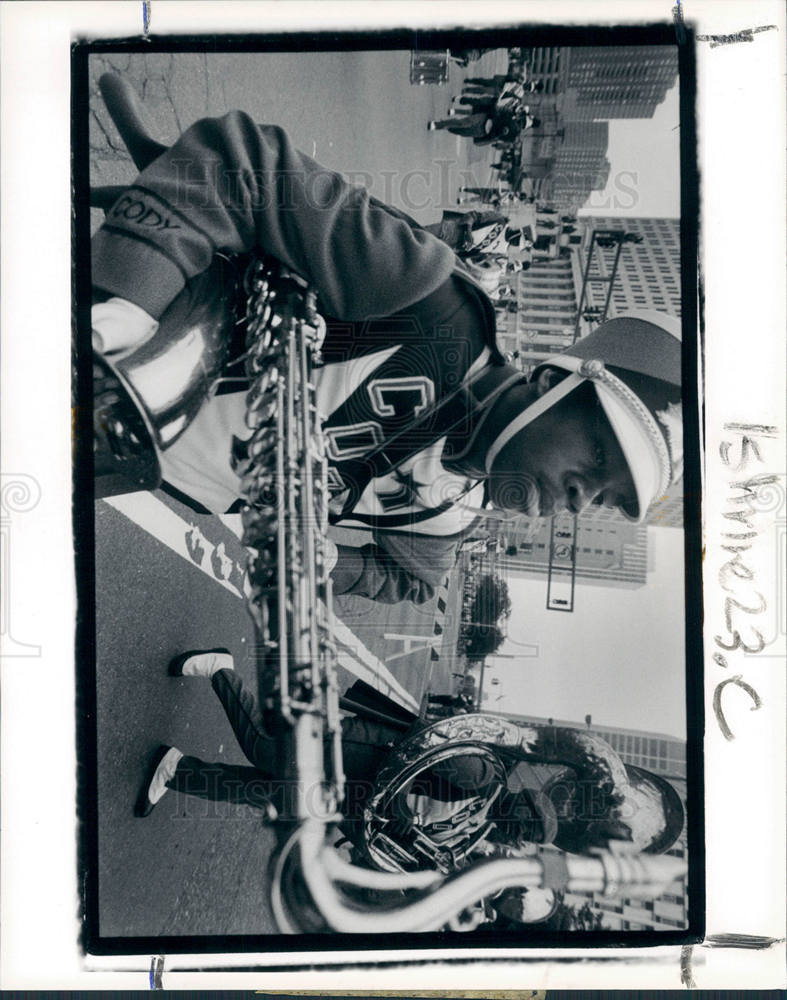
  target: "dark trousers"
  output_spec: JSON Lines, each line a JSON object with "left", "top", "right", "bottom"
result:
{"left": 456, "top": 95, "right": 497, "bottom": 114}
{"left": 432, "top": 113, "right": 490, "bottom": 138}
{"left": 464, "top": 75, "right": 507, "bottom": 90}
{"left": 165, "top": 669, "right": 500, "bottom": 855}
{"left": 167, "top": 669, "right": 398, "bottom": 817}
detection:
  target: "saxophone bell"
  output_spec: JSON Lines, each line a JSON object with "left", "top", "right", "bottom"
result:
{"left": 93, "top": 257, "right": 239, "bottom": 498}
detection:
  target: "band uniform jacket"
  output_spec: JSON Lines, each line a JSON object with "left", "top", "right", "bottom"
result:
{"left": 92, "top": 112, "right": 507, "bottom": 604}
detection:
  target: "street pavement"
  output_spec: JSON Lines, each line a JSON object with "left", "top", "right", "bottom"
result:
{"left": 89, "top": 47, "right": 505, "bottom": 939}
{"left": 95, "top": 490, "right": 457, "bottom": 938}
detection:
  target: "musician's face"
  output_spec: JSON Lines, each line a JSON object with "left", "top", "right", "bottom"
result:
{"left": 488, "top": 370, "right": 638, "bottom": 519}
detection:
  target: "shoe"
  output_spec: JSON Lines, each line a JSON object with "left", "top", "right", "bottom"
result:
{"left": 427, "top": 121, "right": 437, "bottom": 131}
{"left": 168, "top": 647, "right": 232, "bottom": 677}
{"left": 134, "top": 745, "right": 183, "bottom": 817}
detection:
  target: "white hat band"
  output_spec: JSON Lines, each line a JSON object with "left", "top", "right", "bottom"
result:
{"left": 484, "top": 370, "right": 585, "bottom": 473}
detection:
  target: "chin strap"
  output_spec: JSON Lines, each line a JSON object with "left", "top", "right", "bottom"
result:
{"left": 484, "top": 369, "right": 586, "bottom": 474}
{"left": 443, "top": 367, "right": 528, "bottom": 470}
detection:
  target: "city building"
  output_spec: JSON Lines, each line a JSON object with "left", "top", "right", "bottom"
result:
{"left": 520, "top": 123, "right": 612, "bottom": 212}
{"left": 495, "top": 252, "right": 580, "bottom": 372}
{"left": 493, "top": 517, "right": 650, "bottom": 589}
{"left": 521, "top": 46, "right": 567, "bottom": 96}
{"left": 522, "top": 45, "right": 679, "bottom": 120}
{"left": 510, "top": 712, "right": 689, "bottom": 930}
{"left": 564, "top": 46, "right": 679, "bottom": 121}
{"left": 578, "top": 216, "right": 682, "bottom": 318}
{"left": 518, "top": 46, "right": 678, "bottom": 211}
{"left": 554, "top": 120, "right": 610, "bottom": 173}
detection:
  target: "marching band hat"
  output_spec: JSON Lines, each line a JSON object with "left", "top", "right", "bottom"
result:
{"left": 485, "top": 310, "right": 684, "bottom": 521}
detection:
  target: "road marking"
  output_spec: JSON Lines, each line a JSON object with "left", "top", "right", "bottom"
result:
{"left": 106, "top": 493, "right": 246, "bottom": 599}
{"left": 104, "top": 494, "right": 417, "bottom": 710}
{"left": 383, "top": 632, "right": 441, "bottom": 664}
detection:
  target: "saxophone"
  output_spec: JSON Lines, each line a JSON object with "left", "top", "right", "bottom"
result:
{"left": 236, "top": 258, "right": 688, "bottom": 933}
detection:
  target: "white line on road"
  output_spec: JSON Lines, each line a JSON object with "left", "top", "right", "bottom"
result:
{"left": 105, "top": 494, "right": 417, "bottom": 710}
{"left": 107, "top": 493, "right": 245, "bottom": 599}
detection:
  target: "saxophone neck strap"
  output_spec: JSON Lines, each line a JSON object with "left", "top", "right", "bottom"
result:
{"left": 329, "top": 361, "right": 509, "bottom": 524}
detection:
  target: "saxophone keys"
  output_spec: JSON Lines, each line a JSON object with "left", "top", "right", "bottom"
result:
{"left": 247, "top": 429, "right": 277, "bottom": 459}
{"left": 253, "top": 366, "right": 281, "bottom": 394}
{"left": 248, "top": 351, "right": 279, "bottom": 375}
{"left": 241, "top": 512, "right": 277, "bottom": 547}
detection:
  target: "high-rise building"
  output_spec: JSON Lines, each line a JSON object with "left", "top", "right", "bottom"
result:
{"left": 494, "top": 517, "right": 649, "bottom": 589}
{"left": 497, "top": 217, "right": 681, "bottom": 368}
{"left": 564, "top": 46, "right": 679, "bottom": 121}
{"left": 579, "top": 216, "right": 682, "bottom": 318}
{"left": 496, "top": 253, "right": 580, "bottom": 371}
{"left": 541, "top": 121, "right": 611, "bottom": 210}
{"left": 509, "top": 713, "right": 689, "bottom": 930}
{"left": 555, "top": 121, "right": 610, "bottom": 164}
{"left": 518, "top": 46, "right": 678, "bottom": 211}
{"left": 520, "top": 46, "right": 567, "bottom": 96}
{"left": 521, "top": 45, "right": 678, "bottom": 118}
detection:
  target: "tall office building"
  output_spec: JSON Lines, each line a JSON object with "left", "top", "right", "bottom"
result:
{"left": 579, "top": 216, "right": 682, "bottom": 318}
{"left": 564, "top": 46, "right": 679, "bottom": 121}
{"left": 544, "top": 121, "right": 611, "bottom": 210}
{"left": 556, "top": 121, "right": 610, "bottom": 167}
{"left": 522, "top": 45, "right": 678, "bottom": 119}
{"left": 497, "top": 253, "right": 580, "bottom": 370}
{"left": 520, "top": 46, "right": 567, "bottom": 96}
{"left": 497, "top": 216, "right": 681, "bottom": 365}
{"left": 494, "top": 518, "right": 649, "bottom": 589}
{"left": 510, "top": 712, "right": 689, "bottom": 930}
{"left": 518, "top": 46, "right": 677, "bottom": 211}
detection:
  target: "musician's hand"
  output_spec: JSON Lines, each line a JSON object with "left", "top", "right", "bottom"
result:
{"left": 92, "top": 296, "right": 158, "bottom": 355}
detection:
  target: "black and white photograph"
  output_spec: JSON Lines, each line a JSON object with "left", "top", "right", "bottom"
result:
{"left": 74, "top": 29, "right": 704, "bottom": 951}
{"left": 1, "top": 0, "right": 784, "bottom": 988}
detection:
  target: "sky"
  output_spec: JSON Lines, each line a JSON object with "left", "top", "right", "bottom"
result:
{"left": 482, "top": 526, "right": 687, "bottom": 739}
{"left": 579, "top": 81, "right": 682, "bottom": 219}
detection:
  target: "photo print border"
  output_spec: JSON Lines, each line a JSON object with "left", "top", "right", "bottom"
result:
{"left": 71, "top": 21, "right": 703, "bottom": 961}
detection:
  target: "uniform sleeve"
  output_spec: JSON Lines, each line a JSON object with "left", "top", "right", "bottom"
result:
{"left": 92, "top": 111, "right": 457, "bottom": 321}
{"left": 330, "top": 542, "right": 441, "bottom": 605}
{"left": 329, "top": 528, "right": 460, "bottom": 605}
